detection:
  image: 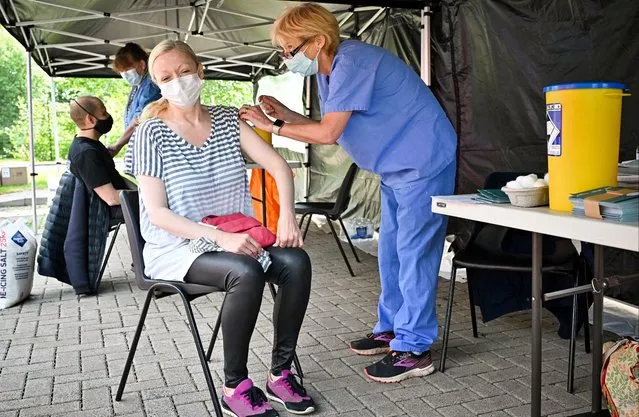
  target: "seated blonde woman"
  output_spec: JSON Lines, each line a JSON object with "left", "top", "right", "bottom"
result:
{"left": 132, "top": 40, "right": 315, "bottom": 417}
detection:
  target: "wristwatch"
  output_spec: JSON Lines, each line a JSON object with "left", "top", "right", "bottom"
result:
{"left": 272, "top": 119, "right": 285, "bottom": 135}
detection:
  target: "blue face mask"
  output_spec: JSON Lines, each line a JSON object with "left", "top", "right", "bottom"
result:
{"left": 121, "top": 68, "right": 143, "bottom": 86}
{"left": 283, "top": 46, "right": 321, "bottom": 77}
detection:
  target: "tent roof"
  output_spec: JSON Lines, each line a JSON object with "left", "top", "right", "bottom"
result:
{"left": 0, "top": 0, "right": 428, "bottom": 81}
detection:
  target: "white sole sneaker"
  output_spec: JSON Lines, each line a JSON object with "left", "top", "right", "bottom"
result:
{"left": 364, "top": 363, "right": 435, "bottom": 383}
{"left": 265, "top": 393, "right": 315, "bottom": 415}
{"left": 349, "top": 346, "right": 391, "bottom": 356}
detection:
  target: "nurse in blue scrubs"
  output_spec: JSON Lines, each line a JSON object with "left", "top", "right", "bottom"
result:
{"left": 240, "top": 3, "right": 457, "bottom": 384}
{"left": 108, "top": 43, "right": 161, "bottom": 156}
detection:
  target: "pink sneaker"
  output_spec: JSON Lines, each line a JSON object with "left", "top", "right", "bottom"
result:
{"left": 266, "top": 370, "right": 315, "bottom": 415}
{"left": 221, "top": 378, "right": 279, "bottom": 417}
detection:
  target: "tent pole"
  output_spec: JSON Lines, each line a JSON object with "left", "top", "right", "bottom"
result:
{"left": 304, "top": 77, "right": 312, "bottom": 201}
{"left": 26, "top": 49, "right": 38, "bottom": 233}
{"left": 420, "top": 6, "right": 431, "bottom": 85}
{"left": 50, "top": 78, "right": 60, "bottom": 163}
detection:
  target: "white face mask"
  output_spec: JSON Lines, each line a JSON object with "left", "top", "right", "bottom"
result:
{"left": 121, "top": 68, "right": 143, "bottom": 86}
{"left": 283, "top": 46, "right": 321, "bottom": 77}
{"left": 159, "top": 73, "right": 204, "bottom": 108}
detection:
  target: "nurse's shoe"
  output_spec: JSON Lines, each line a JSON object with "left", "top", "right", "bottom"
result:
{"left": 221, "top": 379, "right": 279, "bottom": 417}
{"left": 349, "top": 331, "right": 394, "bottom": 356}
{"left": 364, "top": 350, "right": 435, "bottom": 383}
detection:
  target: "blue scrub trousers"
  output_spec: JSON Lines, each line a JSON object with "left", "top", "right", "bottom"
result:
{"left": 373, "top": 161, "right": 456, "bottom": 353}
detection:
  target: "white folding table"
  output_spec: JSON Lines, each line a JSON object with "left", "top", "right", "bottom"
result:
{"left": 432, "top": 195, "right": 638, "bottom": 417}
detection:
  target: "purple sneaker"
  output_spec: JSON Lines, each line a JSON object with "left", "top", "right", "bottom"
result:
{"left": 266, "top": 370, "right": 315, "bottom": 415}
{"left": 221, "top": 378, "right": 279, "bottom": 417}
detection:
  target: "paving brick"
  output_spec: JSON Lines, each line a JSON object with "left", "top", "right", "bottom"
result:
{"left": 0, "top": 395, "right": 50, "bottom": 411}
{"left": 82, "top": 386, "right": 111, "bottom": 410}
{"left": 479, "top": 366, "right": 530, "bottom": 383}
{"left": 49, "top": 378, "right": 79, "bottom": 405}
{"left": 321, "top": 388, "right": 365, "bottom": 412}
{"left": 144, "top": 397, "right": 178, "bottom": 417}
{"left": 463, "top": 394, "right": 524, "bottom": 414}
{"left": 20, "top": 401, "right": 81, "bottom": 416}
{"left": 458, "top": 375, "right": 506, "bottom": 398}
{"left": 423, "top": 389, "right": 480, "bottom": 408}
{"left": 437, "top": 404, "right": 477, "bottom": 417}
{"left": 22, "top": 376, "right": 53, "bottom": 398}
{"left": 175, "top": 401, "right": 211, "bottom": 417}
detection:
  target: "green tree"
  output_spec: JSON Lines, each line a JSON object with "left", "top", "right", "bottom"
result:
{"left": 4, "top": 95, "right": 55, "bottom": 161}
{"left": 202, "top": 79, "right": 253, "bottom": 108}
{"left": 0, "top": 29, "right": 27, "bottom": 157}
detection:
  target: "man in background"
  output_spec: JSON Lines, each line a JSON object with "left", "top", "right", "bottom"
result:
{"left": 68, "top": 96, "right": 129, "bottom": 220}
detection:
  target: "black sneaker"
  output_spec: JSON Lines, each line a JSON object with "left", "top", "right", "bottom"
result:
{"left": 364, "top": 350, "right": 435, "bottom": 383}
{"left": 349, "top": 332, "right": 394, "bottom": 356}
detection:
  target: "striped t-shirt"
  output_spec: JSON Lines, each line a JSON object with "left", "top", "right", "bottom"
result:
{"left": 131, "top": 105, "right": 253, "bottom": 280}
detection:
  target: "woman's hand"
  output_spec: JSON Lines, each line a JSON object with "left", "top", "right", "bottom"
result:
{"left": 258, "top": 95, "right": 292, "bottom": 121}
{"left": 275, "top": 213, "right": 303, "bottom": 248}
{"left": 239, "top": 104, "right": 273, "bottom": 133}
{"left": 215, "top": 230, "right": 263, "bottom": 257}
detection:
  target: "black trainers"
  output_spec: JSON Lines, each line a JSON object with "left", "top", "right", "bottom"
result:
{"left": 349, "top": 332, "right": 394, "bottom": 356}
{"left": 364, "top": 350, "right": 435, "bottom": 383}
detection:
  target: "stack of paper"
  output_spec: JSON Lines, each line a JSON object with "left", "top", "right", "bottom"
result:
{"left": 475, "top": 189, "right": 510, "bottom": 204}
{"left": 570, "top": 186, "right": 639, "bottom": 222}
{"left": 618, "top": 160, "right": 639, "bottom": 188}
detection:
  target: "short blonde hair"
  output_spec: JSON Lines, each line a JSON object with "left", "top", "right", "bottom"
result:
{"left": 272, "top": 3, "right": 340, "bottom": 55}
{"left": 140, "top": 40, "right": 200, "bottom": 121}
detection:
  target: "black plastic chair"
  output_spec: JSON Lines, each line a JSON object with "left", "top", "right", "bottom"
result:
{"left": 94, "top": 221, "right": 122, "bottom": 291}
{"left": 295, "top": 163, "right": 361, "bottom": 276}
{"left": 95, "top": 176, "right": 137, "bottom": 292}
{"left": 439, "top": 172, "right": 590, "bottom": 394}
{"left": 115, "top": 190, "right": 304, "bottom": 416}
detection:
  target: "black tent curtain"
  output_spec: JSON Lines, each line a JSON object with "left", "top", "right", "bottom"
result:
{"left": 431, "top": 0, "right": 639, "bottom": 279}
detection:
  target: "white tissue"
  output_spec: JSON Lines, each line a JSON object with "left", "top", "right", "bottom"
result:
{"left": 506, "top": 180, "right": 522, "bottom": 189}
{"left": 533, "top": 179, "right": 547, "bottom": 187}
{"left": 516, "top": 175, "right": 536, "bottom": 188}
{"left": 544, "top": 173, "right": 549, "bottom": 184}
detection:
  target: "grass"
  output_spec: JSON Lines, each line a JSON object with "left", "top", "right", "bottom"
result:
{"left": 0, "top": 159, "right": 61, "bottom": 195}
{"left": 0, "top": 177, "right": 48, "bottom": 195}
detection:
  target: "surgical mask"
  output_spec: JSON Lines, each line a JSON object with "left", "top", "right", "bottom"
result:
{"left": 92, "top": 115, "right": 114, "bottom": 135}
{"left": 80, "top": 114, "right": 113, "bottom": 135}
{"left": 121, "top": 68, "right": 143, "bottom": 86}
{"left": 283, "top": 46, "right": 321, "bottom": 77}
{"left": 159, "top": 73, "right": 204, "bottom": 108}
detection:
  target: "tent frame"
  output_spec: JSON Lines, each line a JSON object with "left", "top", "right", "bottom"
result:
{"left": 1, "top": 0, "right": 431, "bottom": 232}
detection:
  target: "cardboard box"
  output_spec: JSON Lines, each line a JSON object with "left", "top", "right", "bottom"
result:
{"left": 1, "top": 166, "right": 28, "bottom": 186}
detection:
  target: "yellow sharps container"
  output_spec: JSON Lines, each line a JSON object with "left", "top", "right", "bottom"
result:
{"left": 544, "top": 82, "right": 630, "bottom": 211}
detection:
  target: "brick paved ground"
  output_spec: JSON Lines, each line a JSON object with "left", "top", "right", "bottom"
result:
{"left": 0, "top": 227, "right": 594, "bottom": 417}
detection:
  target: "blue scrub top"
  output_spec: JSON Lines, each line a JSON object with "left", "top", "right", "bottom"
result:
{"left": 317, "top": 40, "right": 457, "bottom": 186}
{"left": 124, "top": 74, "right": 161, "bottom": 128}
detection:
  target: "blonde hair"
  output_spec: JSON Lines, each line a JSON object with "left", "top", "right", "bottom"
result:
{"left": 140, "top": 40, "right": 200, "bottom": 121}
{"left": 272, "top": 3, "right": 340, "bottom": 56}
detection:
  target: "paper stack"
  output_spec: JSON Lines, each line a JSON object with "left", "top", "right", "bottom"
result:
{"left": 618, "top": 159, "right": 639, "bottom": 189}
{"left": 475, "top": 189, "right": 510, "bottom": 204}
{"left": 569, "top": 187, "right": 639, "bottom": 222}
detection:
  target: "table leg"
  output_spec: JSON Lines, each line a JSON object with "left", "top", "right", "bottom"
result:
{"left": 531, "top": 232, "right": 543, "bottom": 417}
{"left": 591, "top": 244, "right": 604, "bottom": 412}
{"left": 261, "top": 168, "right": 267, "bottom": 228}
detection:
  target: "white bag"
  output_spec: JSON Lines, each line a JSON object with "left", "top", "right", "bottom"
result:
{"left": 439, "top": 234, "right": 467, "bottom": 282}
{"left": 0, "top": 220, "right": 37, "bottom": 309}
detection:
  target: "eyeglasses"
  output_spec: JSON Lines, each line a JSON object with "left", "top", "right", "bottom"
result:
{"left": 281, "top": 39, "right": 309, "bottom": 60}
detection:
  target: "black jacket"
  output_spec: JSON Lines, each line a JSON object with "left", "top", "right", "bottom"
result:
{"left": 37, "top": 171, "right": 111, "bottom": 295}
